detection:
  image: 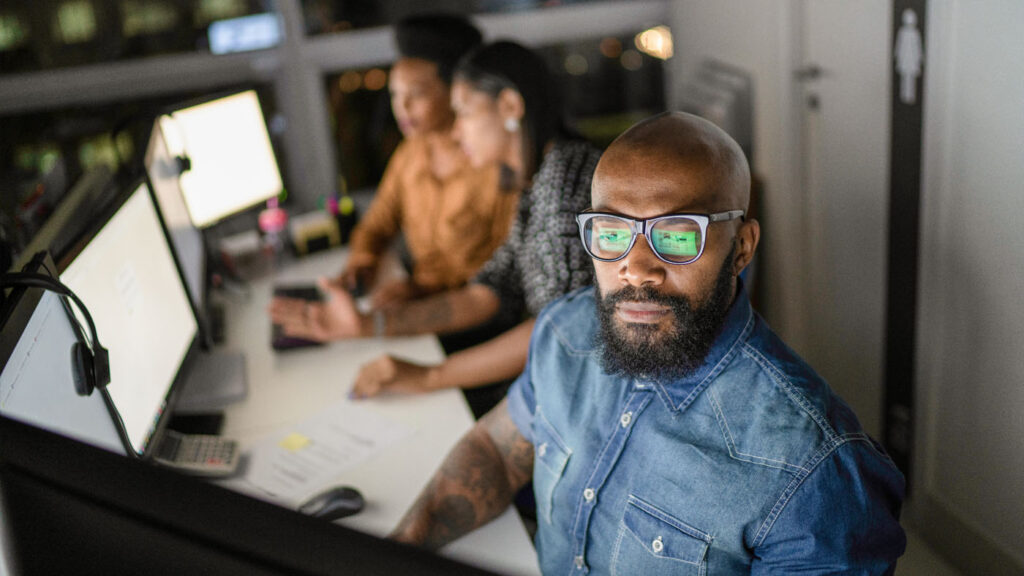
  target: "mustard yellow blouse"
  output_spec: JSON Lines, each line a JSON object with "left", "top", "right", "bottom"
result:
{"left": 347, "top": 137, "right": 518, "bottom": 292}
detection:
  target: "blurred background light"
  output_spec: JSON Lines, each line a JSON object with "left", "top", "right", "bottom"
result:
{"left": 635, "top": 25, "right": 672, "bottom": 60}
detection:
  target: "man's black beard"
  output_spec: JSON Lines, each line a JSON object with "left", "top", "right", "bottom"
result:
{"left": 596, "top": 246, "right": 737, "bottom": 380}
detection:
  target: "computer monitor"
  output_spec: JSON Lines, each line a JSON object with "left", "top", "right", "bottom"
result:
{"left": 158, "top": 89, "right": 283, "bottom": 228}
{"left": 0, "top": 415, "right": 498, "bottom": 576}
{"left": 0, "top": 253, "right": 125, "bottom": 455}
{"left": 143, "top": 121, "right": 249, "bottom": 413}
{"left": 59, "top": 180, "right": 199, "bottom": 456}
{"left": 144, "top": 119, "right": 211, "bottom": 342}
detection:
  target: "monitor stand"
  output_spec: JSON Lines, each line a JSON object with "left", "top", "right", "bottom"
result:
{"left": 173, "top": 350, "right": 248, "bottom": 414}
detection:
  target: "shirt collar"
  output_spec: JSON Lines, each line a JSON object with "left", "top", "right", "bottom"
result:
{"left": 632, "top": 280, "right": 755, "bottom": 413}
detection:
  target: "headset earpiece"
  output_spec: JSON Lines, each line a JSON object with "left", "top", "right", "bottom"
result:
{"left": 71, "top": 342, "right": 96, "bottom": 396}
{"left": 92, "top": 345, "right": 110, "bottom": 389}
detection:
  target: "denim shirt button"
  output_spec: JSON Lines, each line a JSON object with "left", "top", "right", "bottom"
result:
{"left": 652, "top": 536, "right": 664, "bottom": 553}
{"left": 583, "top": 488, "right": 595, "bottom": 502}
{"left": 574, "top": 555, "right": 585, "bottom": 569}
{"left": 538, "top": 442, "right": 548, "bottom": 457}
{"left": 620, "top": 411, "right": 633, "bottom": 427}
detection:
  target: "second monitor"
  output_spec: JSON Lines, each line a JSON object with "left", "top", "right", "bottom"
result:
{"left": 158, "top": 89, "right": 283, "bottom": 229}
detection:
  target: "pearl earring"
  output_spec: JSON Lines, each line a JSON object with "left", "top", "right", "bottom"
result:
{"left": 504, "top": 117, "right": 520, "bottom": 133}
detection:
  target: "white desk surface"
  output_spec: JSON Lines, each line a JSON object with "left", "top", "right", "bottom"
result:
{"left": 214, "top": 248, "right": 540, "bottom": 576}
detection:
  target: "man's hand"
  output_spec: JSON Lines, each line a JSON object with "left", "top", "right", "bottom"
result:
{"left": 350, "top": 355, "right": 439, "bottom": 399}
{"left": 268, "top": 277, "right": 365, "bottom": 341}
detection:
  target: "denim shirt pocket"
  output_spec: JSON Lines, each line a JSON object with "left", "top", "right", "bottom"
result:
{"left": 532, "top": 410, "right": 571, "bottom": 525}
{"left": 610, "top": 495, "right": 712, "bottom": 576}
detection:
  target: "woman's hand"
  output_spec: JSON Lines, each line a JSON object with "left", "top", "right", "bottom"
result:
{"left": 336, "top": 263, "right": 377, "bottom": 296}
{"left": 350, "top": 355, "right": 440, "bottom": 399}
{"left": 269, "top": 277, "right": 365, "bottom": 341}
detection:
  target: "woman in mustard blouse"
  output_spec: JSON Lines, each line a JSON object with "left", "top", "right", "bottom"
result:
{"left": 339, "top": 14, "right": 518, "bottom": 309}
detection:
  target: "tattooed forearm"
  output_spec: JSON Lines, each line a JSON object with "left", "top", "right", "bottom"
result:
{"left": 482, "top": 398, "right": 534, "bottom": 490}
{"left": 386, "top": 292, "right": 455, "bottom": 335}
{"left": 391, "top": 401, "right": 533, "bottom": 550}
{"left": 385, "top": 285, "right": 500, "bottom": 337}
{"left": 420, "top": 495, "right": 477, "bottom": 550}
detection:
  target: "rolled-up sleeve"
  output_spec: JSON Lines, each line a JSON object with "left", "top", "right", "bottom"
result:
{"left": 504, "top": 313, "right": 543, "bottom": 443}
{"left": 752, "top": 438, "right": 907, "bottom": 575}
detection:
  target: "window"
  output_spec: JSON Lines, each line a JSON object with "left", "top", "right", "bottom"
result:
{"left": 538, "top": 32, "right": 667, "bottom": 148}
{"left": 0, "top": 0, "right": 273, "bottom": 75}
{"left": 121, "top": 1, "right": 180, "bottom": 38}
{"left": 0, "top": 13, "right": 29, "bottom": 51}
{"left": 194, "top": 0, "right": 249, "bottom": 26}
{"left": 325, "top": 66, "right": 400, "bottom": 191}
{"left": 54, "top": 1, "right": 97, "bottom": 44}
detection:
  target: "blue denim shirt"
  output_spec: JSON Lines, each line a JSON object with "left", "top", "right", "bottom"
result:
{"left": 507, "top": 285, "right": 906, "bottom": 575}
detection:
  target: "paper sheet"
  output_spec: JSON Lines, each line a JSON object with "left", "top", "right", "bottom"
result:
{"left": 240, "top": 401, "right": 413, "bottom": 503}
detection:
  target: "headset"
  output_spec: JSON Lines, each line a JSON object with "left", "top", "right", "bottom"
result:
{"left": 1, "top": 270, "right": 110, "bottom": 397}
{"left": 1, "top": 252, "right": 137, "bottom": 457}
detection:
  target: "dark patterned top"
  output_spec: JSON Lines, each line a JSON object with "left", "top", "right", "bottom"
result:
{"left": 474, "top": 139, "right": 602, "bottom": 324}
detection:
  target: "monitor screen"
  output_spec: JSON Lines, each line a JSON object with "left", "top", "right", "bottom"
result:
{"left": 145, "top": 120, "right": 207, "bottom": 312}
{"left": 60, "top": 182, "right": 198, "bottom": 455}
{"left": 159, "top": 90, "right": 283, "bottom": 228}
{"left": 0, "top": 259, "right": 125, "bottom": 455}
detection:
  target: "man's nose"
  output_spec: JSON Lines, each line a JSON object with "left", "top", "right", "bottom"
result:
{"left": 619, "top": 234, "right": 665, "bottom": 287}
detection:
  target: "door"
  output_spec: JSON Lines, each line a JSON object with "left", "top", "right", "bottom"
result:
{"left": 796, "top": 0, "right": 892, "bottom": 438}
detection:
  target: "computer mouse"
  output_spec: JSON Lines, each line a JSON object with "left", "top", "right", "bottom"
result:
{"left": 297, "top": 485, "right": 365, "bottom": 521}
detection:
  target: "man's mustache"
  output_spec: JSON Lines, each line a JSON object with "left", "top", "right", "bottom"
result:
{"left": 602, "top": 285, "right": 688, "bottom": 308}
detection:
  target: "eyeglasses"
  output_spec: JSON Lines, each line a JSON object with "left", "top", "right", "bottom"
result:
{"left": 575, "top": 210, "right": 745, "bottom": 265}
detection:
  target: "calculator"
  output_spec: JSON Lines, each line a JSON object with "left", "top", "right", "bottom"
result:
{"left": 152, "top": 430, "right": 241, "bottom": 478}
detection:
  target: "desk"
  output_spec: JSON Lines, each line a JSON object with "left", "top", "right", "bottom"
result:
{"left": 214, "top": 249, "right": 540, "bottom": 576}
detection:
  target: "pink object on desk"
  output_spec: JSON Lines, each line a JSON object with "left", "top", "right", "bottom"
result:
{"left": 258, "top": 198, "right": 288, "bottom": 234}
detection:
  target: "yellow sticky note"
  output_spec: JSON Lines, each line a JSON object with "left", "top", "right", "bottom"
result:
{"left": 279, "top": 433, "right": 311, "bottom": 452}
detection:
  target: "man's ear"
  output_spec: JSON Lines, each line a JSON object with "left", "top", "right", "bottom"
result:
{"left": 732, "top": 219, "right": 761, "bottom": 277}
{"left": 497, "top": 87, "right": 525, "bottom": 123}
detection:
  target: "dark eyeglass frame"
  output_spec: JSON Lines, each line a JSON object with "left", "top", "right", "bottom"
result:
{"left": 575, "top": 209, "right": 745, "bottom": 265}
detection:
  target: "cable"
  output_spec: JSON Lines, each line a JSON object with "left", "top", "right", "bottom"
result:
{"left": 98, "top": 385, "right": 136, "bottom": 459}
{"left": 2, "top": 273, "right": 102, "bottom": 352}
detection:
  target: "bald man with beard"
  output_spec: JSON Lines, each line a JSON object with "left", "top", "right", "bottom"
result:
{"left": 390, "top": 112, "right": 906, "bottom": 575}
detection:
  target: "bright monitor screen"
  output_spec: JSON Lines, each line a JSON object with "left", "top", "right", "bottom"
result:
{"left": 159, "top": 90, "right": 283, "bottom": 228}
{"left": 60, "top": 182, "right": 198, "bottom": 455}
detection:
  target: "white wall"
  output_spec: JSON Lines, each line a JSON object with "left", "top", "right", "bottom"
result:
{"left": 916, "top": 0, "right": 1024, "bottom": 570}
